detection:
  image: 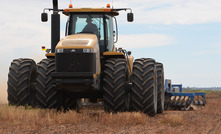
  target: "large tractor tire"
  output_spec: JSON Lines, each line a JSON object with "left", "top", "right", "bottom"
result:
{"left": 35, "top": 59, "right": 57, "bottom": 108}
{"left": 103, "top": 58, "right": 129, "bottom": 112}
{"left": 156, "top": 63, "right": 165, "bottom": 113}
{"left": 131, "top": 58, "right": 157, "bottom": 116}
{"left": 7, "top": 58, "right": 36, "bottom": 106}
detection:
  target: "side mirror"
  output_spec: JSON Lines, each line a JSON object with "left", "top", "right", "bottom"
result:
{"left": 41, "top": 12, "right": 48, "bottom": 22}
{"left": 127, "top": 13, "right": 134, "bottom": 22}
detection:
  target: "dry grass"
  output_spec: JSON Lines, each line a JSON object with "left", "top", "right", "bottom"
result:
{"left": 0, "top": 105, "right": 81, "bottom": 129}
{"left": 0, "top": 105, "right": 147, "bottom": 130}
{"left": 0, "top": 89, "right": 221, "bottom": 133}
{"left": 100, "top": 112, "right": 147, "bottom": 127}
{"left": 161, "top": 114, "right": 184, "bottom": 127}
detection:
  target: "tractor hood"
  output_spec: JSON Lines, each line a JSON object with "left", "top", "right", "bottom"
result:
{"left": 56, "top": 34, "right": 99, "bottom": 52}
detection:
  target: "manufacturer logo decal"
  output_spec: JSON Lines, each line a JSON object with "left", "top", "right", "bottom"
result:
{"left": 71, "top": 49, "right": 76, "bottom": 52}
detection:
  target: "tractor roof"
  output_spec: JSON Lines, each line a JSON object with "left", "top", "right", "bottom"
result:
{"left": 63, "top": 8, "right": 119, "bottom": 16}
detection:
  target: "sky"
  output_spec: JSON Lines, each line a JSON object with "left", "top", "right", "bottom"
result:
{"left": 0, "top": 0, "right": 221, "bottom": 87}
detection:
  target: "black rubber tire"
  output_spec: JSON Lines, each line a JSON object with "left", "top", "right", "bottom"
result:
{"left": 35, "top": 58, "right": 57, "bottom": 109}
{"left": 156, "top": 62, "right": 165, "bottom": 113}
{"left": 7, "top": 58, "right": 36, "bottom": 106}
{"left": 103, "top": 58, "right": 128, "bottom": 112}
{"left": 131, "top": 58, "right": 157, "bottom": 116}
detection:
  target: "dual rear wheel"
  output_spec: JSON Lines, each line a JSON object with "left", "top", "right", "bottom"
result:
{"left": 103, "top": 58, "right": 129, "bottom": 112}
{"left": 130, "top": 58, "right": 157, "bottom": 116}
{"left": 7, "top": 58, "right": 164, "bottom": 115}
{"left": 103, "top": 58, "right": 164, "bottom": 116}
{"left": 35, "top": 58, "right": 77, "bottom": 110}
{"left": 7, "top": 58, "right": 76, "bottom": 109}
{"left": 8, "top": 58, "right": 36, "bottom": 106}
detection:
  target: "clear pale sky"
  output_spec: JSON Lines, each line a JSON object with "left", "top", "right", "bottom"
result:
{"left": 0, "top": 0, "right": 221, "bottom": 87}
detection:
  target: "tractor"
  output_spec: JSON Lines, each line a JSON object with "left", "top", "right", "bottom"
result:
{"left": 7, "top": 0, "right": 165, "bottom": 116}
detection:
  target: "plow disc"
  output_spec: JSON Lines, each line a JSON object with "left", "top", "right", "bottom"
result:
{"left": 165, "top": 92, "right": 206, "bottom": 111}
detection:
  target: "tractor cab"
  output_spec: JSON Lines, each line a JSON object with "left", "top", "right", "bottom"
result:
{"left": 41, "top": 5, "right": 133, "bottom": 55}
{"left": 66, "top": 12, "right": 115, "bottom": 54}
{"left": 62, "top": 7, "right": 133, "bottom": 55}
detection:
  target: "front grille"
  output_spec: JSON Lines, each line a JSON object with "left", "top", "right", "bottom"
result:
{"left": 56, "top": 53, "right": 96, "bottom": 73}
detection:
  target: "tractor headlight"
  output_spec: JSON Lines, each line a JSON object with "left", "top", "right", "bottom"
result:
{"left": 83, "top": 48, "right": 94, "bottom": 53}
{"left": 55, "top": 49, "right": 64, "bottom": 53}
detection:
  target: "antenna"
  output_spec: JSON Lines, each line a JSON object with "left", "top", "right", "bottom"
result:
{"left": 69, "top": 0, "right": 73, "bottom": 8}
{"left": 112, "top": 0, "right": 114, "bottom": 8}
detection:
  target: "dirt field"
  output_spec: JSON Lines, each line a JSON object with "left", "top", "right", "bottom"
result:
{"left": 0, "top": 92, "right": 220, "bottom": 134}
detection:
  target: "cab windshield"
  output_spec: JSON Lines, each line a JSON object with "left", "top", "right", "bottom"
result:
{"left": 67, "top": 13, "right": 114, "bottom": 53}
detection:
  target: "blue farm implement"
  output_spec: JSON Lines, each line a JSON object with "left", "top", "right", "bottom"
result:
{"left": 164, "top": 79, "right": 206, "bottom": 110}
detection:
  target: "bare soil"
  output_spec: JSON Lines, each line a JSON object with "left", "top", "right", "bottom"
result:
{"left": 0, "top": 92, "right": 220, "bottom": 134}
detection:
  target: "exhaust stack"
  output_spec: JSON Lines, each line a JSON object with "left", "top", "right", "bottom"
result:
{"left": 51, "top": 0, "right": 60, "bottom": 53}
